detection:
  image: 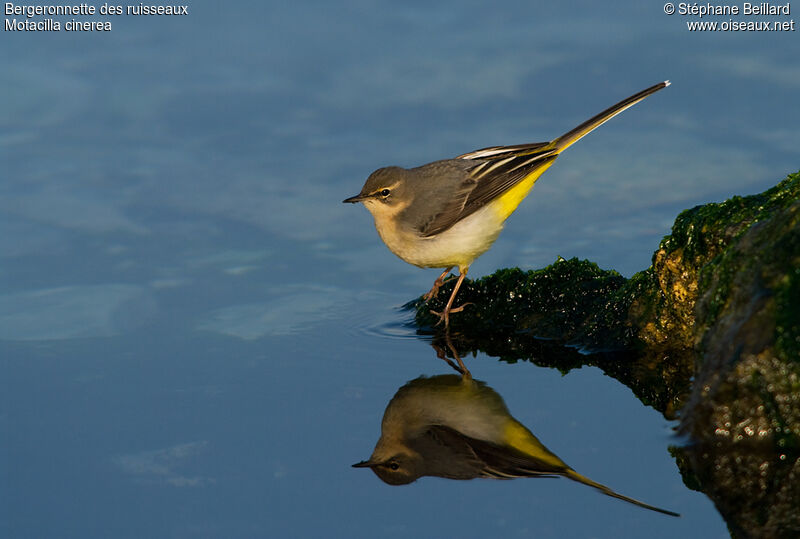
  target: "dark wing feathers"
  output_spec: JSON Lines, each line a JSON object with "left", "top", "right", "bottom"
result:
{"left": 427, "top": 425, "right": 566, "bottom": 480}
{"left": 403, "top": 159, "right": 478, "bottom": 238}
{"left": 416, "top": 144, "right": 558, "bottom": 237}
{"left": 412, "top": 423, "right": 487, "bottom": 480}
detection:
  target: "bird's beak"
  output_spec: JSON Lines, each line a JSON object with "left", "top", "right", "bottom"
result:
{"left": 343, "top": 194, "right": 367, "bottom": 204}
{"left": 352, "top": 459, "right": 375, "bottom": 468}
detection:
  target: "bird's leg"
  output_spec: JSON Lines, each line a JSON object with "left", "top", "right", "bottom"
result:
{"left": 446, "top": 332, "right": 471, "bottom": 379}
{"left": 430, "top": 270, "right": 471, "bottom": 328}
{"left": 432, "top": 332, "right": 471, "bottom": 378}
{"left": 423, "top": 267, "right": 454, "bottom": 301}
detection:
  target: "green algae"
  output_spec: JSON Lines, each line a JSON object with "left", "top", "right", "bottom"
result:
{"left": 415, "top": 258, "right": 627, "bottom": 345}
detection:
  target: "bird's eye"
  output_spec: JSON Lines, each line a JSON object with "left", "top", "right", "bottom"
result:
{"left": 380, "top": 189, "right": 391, "bottom": 197}
{"left": 388, "top": 461, "right": 400, "bottom": 471}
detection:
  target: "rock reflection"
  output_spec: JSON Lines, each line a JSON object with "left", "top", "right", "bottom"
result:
{"left": 354, "top": 371, "right": 678, "bottom": 516}
{"left": 673, "top": 442, "right": 800, "bottom": 538}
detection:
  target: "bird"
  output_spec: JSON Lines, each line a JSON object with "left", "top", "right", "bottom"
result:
{"left": 353, "top": 373, "right": 679, "bottom": 517}
{"left": 343, "top": 81, "right": 670, "bottom": 327}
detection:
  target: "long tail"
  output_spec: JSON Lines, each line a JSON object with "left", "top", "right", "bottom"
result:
{"left": 552, "top": 81, "right": 670, "bottom": 153}
{"left": 565, "top": 468, "right": 680, "bottom": 517}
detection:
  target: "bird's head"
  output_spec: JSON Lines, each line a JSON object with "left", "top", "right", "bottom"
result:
{"left": 342, "top": 167, "right": 410, "bottom": 217}
{"left": 352, "top": 449, "right": 424, "bottom": 486}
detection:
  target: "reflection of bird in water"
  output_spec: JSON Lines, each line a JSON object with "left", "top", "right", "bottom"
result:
{"left": 354, "top": 374, "right": 678, "bottom": 517}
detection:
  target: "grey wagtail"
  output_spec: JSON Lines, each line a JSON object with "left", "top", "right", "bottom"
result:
{"left": 353, "top": 374, "right": 679, "bottom": 517}
{"left": 344, "top": 81, "right": 670, "bottom": 327}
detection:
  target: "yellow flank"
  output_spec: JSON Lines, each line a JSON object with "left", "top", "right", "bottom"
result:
{"left": 503, "top": 419, "right": 566, "bottom": 470}
{"left": 489, "top": 159, "right": 556, "bottom": 222}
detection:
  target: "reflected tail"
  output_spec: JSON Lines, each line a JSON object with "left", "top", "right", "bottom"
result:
{"left": 565, "top": 469, "right": 680, "bottom": 517}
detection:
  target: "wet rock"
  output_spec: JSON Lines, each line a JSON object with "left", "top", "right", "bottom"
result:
{"left": 683, "top": 193, "right": 800, "bottom": 448}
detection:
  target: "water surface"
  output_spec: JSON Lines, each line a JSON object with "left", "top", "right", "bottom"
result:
{"left": 3, "top": 1, "right": 798, "bottom": 537}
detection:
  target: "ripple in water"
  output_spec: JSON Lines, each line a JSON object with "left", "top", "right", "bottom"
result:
{"left": 344, "top": 294, "right": 423, "bottom": 341}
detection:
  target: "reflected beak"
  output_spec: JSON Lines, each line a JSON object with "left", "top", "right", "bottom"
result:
{"left": 343, "top": 194, "right": 367, "bottom": 204}
{"left": 352, "top": 459, "right": 375, "bottom": 468}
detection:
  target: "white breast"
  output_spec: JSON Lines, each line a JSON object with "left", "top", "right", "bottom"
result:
{"left": 373, "top": 204, "right": 506, "bottom": 271}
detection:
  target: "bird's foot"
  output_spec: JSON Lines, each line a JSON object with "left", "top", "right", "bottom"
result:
{"left": 423, "top": 285, "right": 440, "bottom": 302}
{"left": 423, "top": 270, "right": 453, "bottom": 301}
{"left": 430, "top": 303, "right": 473, "bottom": 327}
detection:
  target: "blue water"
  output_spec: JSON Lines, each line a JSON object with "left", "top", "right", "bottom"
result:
{"left": 3, "top": 1, "right": 798, "bottom": 537}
